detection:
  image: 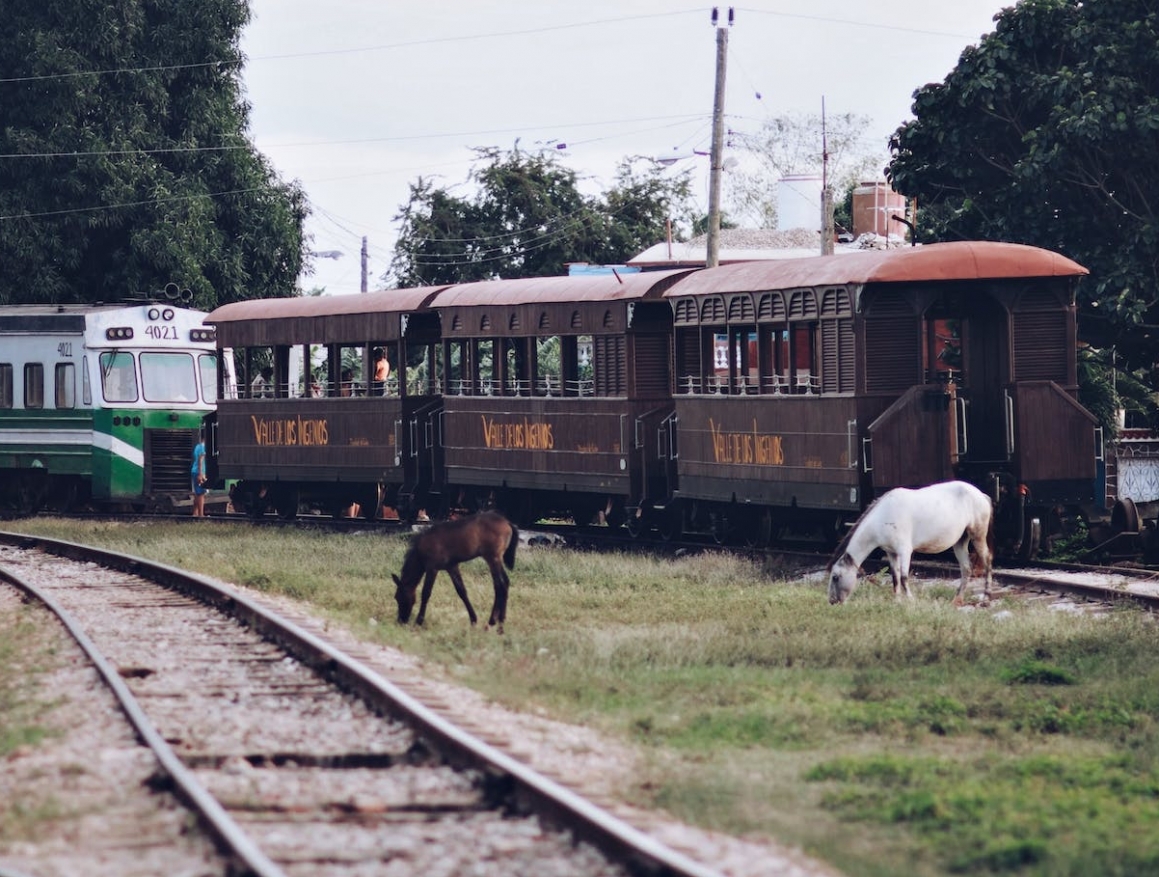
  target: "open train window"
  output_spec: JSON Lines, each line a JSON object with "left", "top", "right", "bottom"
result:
{"left": 54, "top": 363, "right": 75, "bottom": 409}
{"left": 405, "top": 341, "right": 438, "bottom": 396}
{"left": 243, "top": 347, "right": 273, "bottom": 398}
{"left": 792, "top": 322, "right": 819, "bottom": 393}
{"left": 0, "top": 363, "right": 12, "bottom": 408}
{"left": 728, "top": 328, "right": 759, "bottom": 394}
{"left": 325, "top": 344, "right": 364, "bottom": 397}
{"left": 535, "top": 336, "right": 561, "bottom": 396}
{"left": 445, "top": 341, "right": 468, "bottom": 395}
{"left": 99, "top": 353, "right": 136, "bottom": 403}
{"left": 475, "top": 339, "right": 495, "bottom": 395}
{"left": 503, "top": 338, "right": 530, "bottom": 396}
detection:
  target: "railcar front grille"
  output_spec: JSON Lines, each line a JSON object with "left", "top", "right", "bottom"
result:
{"left": 146, "top": 429, "right": 196, "bottom": 493}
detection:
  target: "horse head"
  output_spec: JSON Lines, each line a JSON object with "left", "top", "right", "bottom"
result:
{"left": 827, "top": 554, "right": 860, "bottom": 604}
{"left": 392, "top": 549, "right": 424, "bottom": 623}
{"left": 392, "top": 573, "right": 416, "bottom": 623}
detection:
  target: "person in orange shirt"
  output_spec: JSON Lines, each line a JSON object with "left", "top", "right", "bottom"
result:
{"left": 372, "top": 348, "right": 390, "bottom": 394}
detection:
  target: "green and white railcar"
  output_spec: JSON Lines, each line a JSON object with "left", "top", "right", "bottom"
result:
{"left": 0, "top": 302, "right": 225, "bottom": 512}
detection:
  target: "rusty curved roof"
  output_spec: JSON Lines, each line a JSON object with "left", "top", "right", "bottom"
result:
{"left": 205, "top": 286, "right": 449, "bottom": 324}
{"left": 663, "top": 241, "right": 1088, "bottom": 298}
{"left": 432, "top": 268, "right": 694, "bottom": 307}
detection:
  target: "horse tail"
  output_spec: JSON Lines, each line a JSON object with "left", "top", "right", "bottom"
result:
{"left": 986, "top": 500, "right": 996, "bottom": 562}
{"left": 504, "top": 524, "right": 519, "bottom": 570}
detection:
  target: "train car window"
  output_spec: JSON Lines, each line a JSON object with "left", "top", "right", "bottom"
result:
{"left": 792, "top": 323, "right": 819, "bottom": 394}
{"left": 0, "top": 363, "right": 12, "bottom": 408}
{"left": 328, "top": 344, "right": 363, "bottom": 396}
{"left": 81, "top": 356, "right": 92, "bottom": 406}
{"left": 24, "top": 363, "right": 45, "bottom": 409}
{"left": 54, "top": 363, "right": 76, "bottom": 409}
{"left": 729, "top": 329, "right": 758, "bottom": 394}
{"left": 673, "top": 328, "right": 700, "bottom": 394}
{"left": 405, "top": 342, "right": 437, "bottom": 397}
{"left": 476, "top": 339, "right": 495, "bottom": 395}
{"left": 199, "top": 353, "right": 219, "bottom": 404}
{"left": 576, "top": 335, "right": 593, "bottom": 396}
{"left": 99, "top": 352, "right": 137, "bottom": 403}
{"left": 923, "top": 316, "right": 961, "bottom": 384}
{"left": 244, "top": 347, "right": 274, "bottom": 398}
{"left": 503, "top": 339, "right": 530, "bottom": 396}
{"left": 536, "top": 336, "right": 561, "bottom": 396}
{"left": 141, "top": 352, "right": 198, "bottom": 402}
{"left": 446, "top": 341, "right": 468, "bottom": 395}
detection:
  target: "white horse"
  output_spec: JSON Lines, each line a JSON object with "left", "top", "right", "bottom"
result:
{"left": 827, "top": 480, "right": 994, "bottom": 606}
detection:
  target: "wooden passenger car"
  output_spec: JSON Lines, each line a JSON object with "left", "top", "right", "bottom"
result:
{"left": 433, "top": 270, "right": 692, "bottom": 526}
{"left": 205, "top": 288, "right": 446, "bottom": 518}
{"left": 661, "top": 242, "right": 1097, "bottom": 548}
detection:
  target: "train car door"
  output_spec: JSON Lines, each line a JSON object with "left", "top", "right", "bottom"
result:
{"left": 958, "top": 293, "right": 1010, "bottom": 463}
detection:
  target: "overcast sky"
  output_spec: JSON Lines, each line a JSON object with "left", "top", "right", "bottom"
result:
{"left": 239, "top": 1, "right": 1014, "bottom": 294}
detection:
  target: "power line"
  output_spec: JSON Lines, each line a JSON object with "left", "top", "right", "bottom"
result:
{"left": 0, "top": 113, "right": 705, "bottom": 161}
{"left": 0, "top": 10, "right": 702, "bottom": 85}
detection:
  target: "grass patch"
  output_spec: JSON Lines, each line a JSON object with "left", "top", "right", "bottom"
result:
{"left": 8, "top": 517, "right": 1159, "bottom": 876}
{"left": 0, "top": 601, "right": 67, "bottom": 842}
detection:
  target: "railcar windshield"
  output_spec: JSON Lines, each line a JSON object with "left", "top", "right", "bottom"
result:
{"left": 198, "top": 353, "right": 218, "bottom": 403}
{"left": 140, "top": 352, "right": 199, "bottom": 402}
{"left": 99, "top": 351, "right": 138, "bottom": 402}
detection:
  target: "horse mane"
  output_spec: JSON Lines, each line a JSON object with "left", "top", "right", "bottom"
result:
{"left": 827, "top": 494, "right": 884, "bottom": 567}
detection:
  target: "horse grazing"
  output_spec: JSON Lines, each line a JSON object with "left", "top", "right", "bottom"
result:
{"left": 827, "top": 480, "right": 994, "bottom": 606}
{"left": 391, "top": 511, "right": 518, "bottom": 632}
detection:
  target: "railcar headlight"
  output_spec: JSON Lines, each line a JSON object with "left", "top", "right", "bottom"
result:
{"left": 105, "top": 327, "right": 134, "bottom": 340}
{"left": 147, "top": 307, "right": 160, "bottom": 320}
{"left": 162, "top": 308, "right": 175, "bottom": 321}
{"left": 189, "top": 329, "right": 216, "bottom": 342}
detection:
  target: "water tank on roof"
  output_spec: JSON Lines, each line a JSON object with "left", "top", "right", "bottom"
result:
{"left": 777, "top": 174, "right": 822, "bottom": 231}
{"left": 852, "top": 181, "right": 907, "bottom": 237}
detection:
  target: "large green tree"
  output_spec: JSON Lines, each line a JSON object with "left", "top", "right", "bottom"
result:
{"left": 388, "top": 147, "right": 694, "bottom": 287}
{"left": 887, "top": 0, "right": 1159, "bottom": 371}
{"left": 0, "top": 0, "right": 307, "bottom": 310}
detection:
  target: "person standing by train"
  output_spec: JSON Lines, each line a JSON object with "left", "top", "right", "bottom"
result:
{"left": 372, "top": 348, "right": 390, "bottom": 394}
{"left": 191, "top": 431, "right": 207, "bottom": 517}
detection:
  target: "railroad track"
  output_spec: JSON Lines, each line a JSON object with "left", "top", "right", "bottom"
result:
{"left": 0, "top": 532, "right": 723, "bottom": 877}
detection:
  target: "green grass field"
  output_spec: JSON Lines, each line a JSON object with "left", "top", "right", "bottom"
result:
{"left": 6, "top": 518, "right": 1159, "bottom": 876}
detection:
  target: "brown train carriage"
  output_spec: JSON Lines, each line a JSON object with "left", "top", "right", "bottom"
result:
{"left": 205, "top": 287, "right": 446, "bottom": 519}
{"left": 433, "top": 269, "right": 693, "bottom": 526}
{"left": 661, "top": 241, "right": 1098, "bottom": 550}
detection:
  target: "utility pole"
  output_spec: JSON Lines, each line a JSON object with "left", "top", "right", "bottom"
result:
{"left": 706, "top": 7, "right": 732, "bottom": 268}
{"left": 821, "top": 97, "right": 835, "bottom": 255}
{"left": 360, "top": 236, "right": 368, "bottom": 293}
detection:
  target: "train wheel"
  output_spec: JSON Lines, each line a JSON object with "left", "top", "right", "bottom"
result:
{"left": 743, "top": 510, "right": 773, "bottom": 549}
{"left": 625, "top": 509, "right": 647, "bottom": 539}
{"left": 361, "top": 485, "right": 384, "bottom": 521}
{"left": 274, "top": 487, "right": 300, "bottom": 521}
{"left": 1111, "top": 498, "right": 1141, "bottom": 535}
{"left": 603, "top": 501, "right": 626, "bottom": 530}
{"left": 245, "top": 486, "right": 268, "bottom": 520}
{"left": 657, "top": 508, "right": 683, "bottom": 542}
{"left": 711, "top": 512, "right": 731, "bottom": 545}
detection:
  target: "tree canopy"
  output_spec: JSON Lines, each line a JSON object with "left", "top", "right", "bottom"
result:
{"left": 887, "top": 0, "right": 1159, "bottom": 372}
{"left": 387, "top": 147, "right": 694, "bottom": 287}
{"left": 0, "top": 0, "right": 308, "bottom": 310}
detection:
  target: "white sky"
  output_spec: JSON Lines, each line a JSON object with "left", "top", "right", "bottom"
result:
{"left": 239, "top": 1, "right": 1013, "bottom": 294}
